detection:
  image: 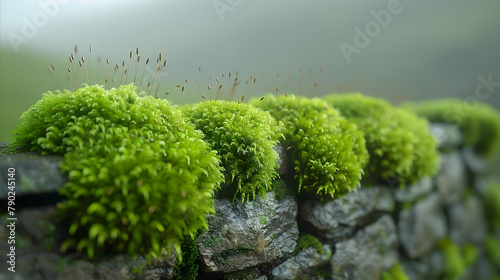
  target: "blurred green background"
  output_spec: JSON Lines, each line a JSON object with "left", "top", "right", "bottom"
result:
{"left": 1, "top": 0, "right": 500, "bottom": 145}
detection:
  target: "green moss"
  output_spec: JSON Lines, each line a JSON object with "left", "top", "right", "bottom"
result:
{"left": 252, "top": 94, "right": 368, "bottom": 199}
{"left": 403, "top": 98, "right": 500, "bottom": 157}
{"left": 10, "top": 84, "right": 223, "bottom": 259}
{"left": 380, "top": 263, "right": 409, "bottom": 280}
{"left": 485, "top": 234, "right": 500, "bottom": 266}
{"left": 462, "top": 244, "right": 478, "bottom": 266}
{"left": 324, "top": 93, "right": 439, "bottom": 186}
{"left": 438, "top": 238, "right": 466, "bottom": 279}
{"left": 483, "top": 182, "right": 500, "bottom": 229}
{"left": 174, "top": 235, "right": 199, "bottom": 280}
{"left": 293, "top": 233, "right": 326, "bottom": 256}
{"left": 182, "top": 100, "right": 282, "bottom": 201}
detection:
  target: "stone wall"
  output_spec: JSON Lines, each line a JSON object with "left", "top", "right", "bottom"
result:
{"left": 0, "top": 122, "right": 499, "bottom": 280}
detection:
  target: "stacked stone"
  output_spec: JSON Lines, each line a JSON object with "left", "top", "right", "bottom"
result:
{"left": 0, "top": 122, "right": 498, "bottom": 279}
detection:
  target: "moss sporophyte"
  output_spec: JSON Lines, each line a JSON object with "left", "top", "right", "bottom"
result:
{"left": 11, "top": 83, "right": 224, "bottom": 259}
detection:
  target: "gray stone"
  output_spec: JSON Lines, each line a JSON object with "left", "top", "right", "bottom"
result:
{"left": 435, "top": 151, "right": 467, "bottom": 205}
{"left": 330, "top": 215, "right": 398, "bottom": 280}
{"left": 462, "top": 147, "right": 489, "bottom": 175}
{"left": 58, "top": 260, "right": 97, "bottom": 280}
{"left": 0, "top": 152, "right": 65, "bottom": 199}
{"left": 399, "top": 194, "right": 446, "bottom": 258}
{"left": 197, "top": 191, "right": 299, "bottom": 273}
{"left": 96, "top": 251, "right": 177, "bottom": 280}
{"left": 34, "top": 252, "right": 60, "bottom": 280}
{"left": 394, "top": 177, "right": 433, "bottom": 203}
{"left": 18, "top": 206, "right": 59, "bottom": 243}
{"left": 422, "top": 250, "right": 445, "bottom": 278}
{"left": 223, "top": 267, "right": 268, "bottom": 280}
{"left": 462, "top": 255, "right": 495, "bottom": 280}
{"left": 448, "top": 195, "right": 487, "bottom": 246}
{"left": 274, "top": 144, "right": 289, "bottom": 175}
{"left": 270, "top": 244, "right": 331, "bottom": 280}
{"left": 402, "top": 261, "right": 429, "bottom": 280}
{"left": 429, "top": 123, "right": 463, "bottom": 149}
{"left": 300, "top": 186, "right": 394, "bottom": 242}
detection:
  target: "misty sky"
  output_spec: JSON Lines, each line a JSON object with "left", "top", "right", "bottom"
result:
{"left": 1, "top": 0, "right": 499, "bottom": 115}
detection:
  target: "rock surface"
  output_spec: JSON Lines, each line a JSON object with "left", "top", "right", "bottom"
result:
{"left": 330, "top": 215, "right": 398, "bottom": 280}
{"left": 270, "top": 244, "right": 331, "bottom": 280}
{"left": 0, "top": 152, "right": 65, "bottom": 199}
{"left": 429, "top": 123, "right": 463, "bottom": 150}
{"left": 435, "top": 151, "right": 467, "bottom": 205}
{"left": 197, "top": 191, "right": 299, "bottom": 273}
{"left": 399, "top": 194, "right": 447, "bottom": 258}
{"left": 300, "top": 186, "right": 394, "bottom": 242}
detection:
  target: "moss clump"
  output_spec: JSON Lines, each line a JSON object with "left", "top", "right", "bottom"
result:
{"left": 483, "top": 182, "right": 500, "bottom": 229}
{"left": 174, "top": 235, "right": 199, "bottom": 280}
{"left": 251, "top": 94, "right": 368, "bottom": 199}
{"left": 292, "top": 233, "right": 326, "bottom": 256}
{"left": 10, "top": 84, "right": 223, "bottom": 259}
{"left": 438, "top": 238, "right": 466, "bottom": 279}
{"left": 380, "top": 263, "right": 409, "bottom": 280}
{"left": 323, "top": 93, "right": 439, "bottom": 186}
{"left": 182, "top": 100, "right": 282, "bottom": 201}
{"left": 403, "top": 98, "right": 500, "bottom": 157}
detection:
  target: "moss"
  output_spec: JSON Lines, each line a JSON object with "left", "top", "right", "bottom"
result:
{"left": 182, "top": 100, "right": 282, "bottom": 201}
{"left": 462, "top": 244, "right": 478, "bottom": 266}
{"left": 485, "top": 234, "right": 500, "bottom": 266}
{"left": 10, "top": 84, "right": 223, "bottom": 259}
{"left": 483, "top": 182, "right": 500, "bottom": 229}
{"left": 174, "top": 235, "right": 199, "bottom": 280}
{"left": 380, "top": 263, "right": 409, "bottom": 280}
{"left": 251, "top": 94, "right": 368, "bottom": 199}
{"left": 403, "top": 98, "right": 500, "bottom": 157}
{"left": 323, "top": 93, "right": 440, "bottom": 186}
{"left": 438, "top": 238, "right": 466, "bottom": 279}
{"left": 293, "top": 233, "right": 325, "bottom": 256}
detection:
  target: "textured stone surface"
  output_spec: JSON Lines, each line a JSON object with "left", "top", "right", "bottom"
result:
{"left": 197, "top": 191, "right": 299, "bottom": 273}
{"left": 300, "top": 186, "right": 394, "bottom": 242}
{"left": 330, "top": 215, "right": 398, "bottom": 280}
{"left": 270, "top": 244, "right": 331, "bottom": 280}
{"left": 448, "top": 195, "right": 487, "bottom": 246}
{"left": 429, "top": 123, "right": 463, "bottom": 149}
{"left": 435, "top": 151, "right": 467, "bottom": 205}
{"left": 394, "top": 177, "right": 433, "bottom": 203}
{"left": 0, "top": 152, "right": 65, "bottom": 199}
{"left": 462, "top": 147, "right": 489, "bottom": 175}
{"left": 399, "top": 194, "right": 447, "bottom": 258}
{"left": 96, "top": 251, "right": 177, "bottom": 280}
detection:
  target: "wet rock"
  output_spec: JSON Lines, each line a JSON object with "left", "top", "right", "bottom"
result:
{"left": 402, "top": 260, "right": 429, "bottom": 280}
{"left": 429, "top": 123, "right": 463, "bottom": 149}
{"left": 270, "top": 244, "right": 331, "bottom": 280}
{"left": 0, "top": 153, "right": 65, "bottom": 199}
{"left": 399, "top": 194, "right": 446, "bottom": 258}
{"left": 300, "top": 187, "right": 394, "bottom": 242}
{"left": 448, "top": 195, "right": 487, "bottom": 246}
{"left": 223, "top": 267, "right": 268, "bottom": 280}
{"left": 462, "top": 147, "right": 489, "bottom": 175}
{"left": 435, "top": 151, "right": 467, "bottom": 205}
{"left": 330, "top": 215, "right": 398, "bottom": 280}
{"left": 394, "top": 177, "right": 433, "bottom": 203}
{"left": 197, "top": 191, "right": 299, "bottom": 273}
{"left": 96, "top": 251, "right": 177, "bottom": 280}
{"left": 462, "top": 255, "right": 495, "bottom": 280}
